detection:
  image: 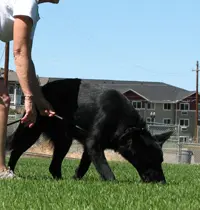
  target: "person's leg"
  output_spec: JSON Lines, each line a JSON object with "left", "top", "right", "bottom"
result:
{"left": 0, "top": 78, "right": 15, "bottom": 178}
{"left": 0, "top": 98, "right": 8, "bottom": 170}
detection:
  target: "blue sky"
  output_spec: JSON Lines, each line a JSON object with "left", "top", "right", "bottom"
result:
{"left": 0, "top": 0, "right": 200, "bottom": 91}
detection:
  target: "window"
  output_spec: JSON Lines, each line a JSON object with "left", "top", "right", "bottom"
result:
{"left": 147, "top": 102, "right": 155, "bottom": 110}
{"left": 180, "top": 103, "right": 189, "bottom": 111}
{"left": 163, "top": 118, "right": 171, "bottom": 124}
{"left": 16, "top": 85, "right": 22, "bottom": 95}
{"left": 163, "top": 103, "right": 171, "bottom": 110}
{"left": 179, "top": 119, "right": 189, "bottom": 127}
{"left": 179, "top": 136, "right": 189, "bottom": 143}
{"left": 132, "top": 101, "right": 145, "bottom": 109}
{"left": 8, "top": 85, "right": 14, "bottom": 94}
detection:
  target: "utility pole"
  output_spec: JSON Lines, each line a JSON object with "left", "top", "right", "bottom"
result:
{"left": 4, "top": 42, "right": 9, "bottom": 88}
{"left": 192, "top": 61, "right": 199, "bottom": 143}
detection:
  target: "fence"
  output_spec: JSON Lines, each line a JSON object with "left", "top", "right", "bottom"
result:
{"left": 148, "top": 123, "right": 181, "bottom": 164}
{"left": 7, "top": 114, "right": 22, "bottom": 136}
{"left": 7, "top": 114, "right": 200, "bottom": 164}
{"left": 148, "top": 122, "right": 200, "bottom": 164}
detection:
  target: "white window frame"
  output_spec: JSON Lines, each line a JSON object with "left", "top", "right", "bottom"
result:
{"left": 147, "top": 102, "right": 155, "bottom": 110}
{"left": 163, "top": 118, "right": 172, "bottom": 125}
{"left": 180, "top": 103, "right": 189, "bottom": 111}
{"left": 132, "top": 101, "right": 145, "bottom": 110}
{"left": 163, "top": 103, "right": 172, "bottom": 110}
{"left": 179, "top": 118, "right": 189, "bottom": 127}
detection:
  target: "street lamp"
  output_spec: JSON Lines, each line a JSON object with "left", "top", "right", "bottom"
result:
{"left": 150, "top": 112, "right": 156, "bottom": 125}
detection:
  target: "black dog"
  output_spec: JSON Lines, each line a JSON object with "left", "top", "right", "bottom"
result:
{"left": 7, "top": 79, "right": 172, "bottom": 183}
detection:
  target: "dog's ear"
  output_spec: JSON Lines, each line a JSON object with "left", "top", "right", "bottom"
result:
{"left": 118, "top": 128, "right": 135, "bottom": 150}
{"left": 119, "top": 128, "right": 153, "bottom": 149}
{"left": 153, "top": 131, "right": 173, "bottom": 147}
{"left": 118, "top": 134, "right": 132, "bottom": 149}
{"left": 140, "top": 131, "right": 155, "bottom": 146}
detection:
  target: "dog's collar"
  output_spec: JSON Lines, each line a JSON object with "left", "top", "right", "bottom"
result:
{"left": 112, "top": 126, "right": 145, "bottom": 152}
{"left": 120, "top": 127, "right": 145, "bottom": 141}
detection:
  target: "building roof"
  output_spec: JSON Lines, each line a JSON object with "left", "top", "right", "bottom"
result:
{"left": 1, "top": 69, "right": 196, "bottom": 103}
{"left": 103, "top": 83, "right": 192, "bottom": 103}
{"left": 49, "top": 77, "right": 194, "bottom": 103}
{"left": 0, "top": 68, "right": 19, "bottom": 82}
{"left": 0, "top": 69, "right": 50, "bottom": 86}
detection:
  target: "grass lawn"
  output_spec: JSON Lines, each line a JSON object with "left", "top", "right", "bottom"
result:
{"left": 0, "top": 157, "right": 200, "bottom": 210}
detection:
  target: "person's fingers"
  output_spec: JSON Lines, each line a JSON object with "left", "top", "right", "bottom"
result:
{"left": 21, "top": 112, "right": 36, "bottom": 127}
{"left": 44, "top": 109, "right": 56, "bottom": 117}
{"left": 50, "top": 110, "right": 56, "bottom": 115}
{"left": 39, "top": 109, "right": 56, "bottom": 117}
{"left": 21, "top": 114, "right": 32, "bottom": 123}
{"left": 22, "top": 119, "right": 32, "bottom": 127}
{"left": 28, "top": 123, "right": 34, "bottom": 128}
{"left": 21, "top": 113, "right": 29, "bottom": 123}
{"left": 1, "top": 94, "right": 11, "bottom": 108}
{"left": 21, "top": 117, "right": 33, "bottom": 126}
{"left": 24, "top": 118, "right": 36, "bottom": 127}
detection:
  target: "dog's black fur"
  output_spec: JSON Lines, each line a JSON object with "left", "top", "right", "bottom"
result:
{"left": 7, "top": 79, "right": 172, "bottom": 183}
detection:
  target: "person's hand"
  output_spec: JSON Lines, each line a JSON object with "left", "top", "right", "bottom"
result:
{"left": 21, "top": 96, "right": 37, "bottom": 128}
{"left": 34, "top": 96, "right": 56, "bottom": 117}
{"left": 0, "top": 79, "right": 10, "bottom": 109}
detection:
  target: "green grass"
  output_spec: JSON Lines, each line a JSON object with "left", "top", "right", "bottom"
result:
{"left": 0, "top": 157, "right": 200, "bottom": 210}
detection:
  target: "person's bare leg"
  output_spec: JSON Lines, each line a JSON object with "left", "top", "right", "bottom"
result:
{"left": 0, "top": 98, "right": 8, "bottom": 170}
{"left": 0, "top": 79, "right": 15, "bottom": 178}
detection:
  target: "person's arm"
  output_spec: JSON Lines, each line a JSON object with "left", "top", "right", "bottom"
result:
{"left": 13, "top": 15, "right": 35, "bottom": 98}
{"left": 28, "top": 40, "right": 44, "bottom": 98}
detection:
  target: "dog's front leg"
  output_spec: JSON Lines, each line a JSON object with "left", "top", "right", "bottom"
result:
{"left": 86, "top": 139, "right": 116, "bottom": 181}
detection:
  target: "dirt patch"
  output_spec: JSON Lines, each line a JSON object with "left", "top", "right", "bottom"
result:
{"left": 27, "top": 141, "right": 125, "bottom": 162}
{"left": 26, "top": 141, "right": 179, "bottom": 163}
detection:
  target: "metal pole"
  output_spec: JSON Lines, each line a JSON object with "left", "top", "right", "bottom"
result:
{"left": 195, "top": 61, "right": 199, "bottom": 143}
{"left": 192, "top": 61, "right": 199, "bottom": 143}
{"left": 4, "top": 42, "right": 9, "bottom": 88}
{"left": 196, "top": 61, "right": 199, "bottom": 143}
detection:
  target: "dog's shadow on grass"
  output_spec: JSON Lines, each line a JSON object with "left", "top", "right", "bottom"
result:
{"left": 16, "top": 174, "right": 138, "bottom": 184}
{"left": 15, "top": 174, "right": 169, "bottom": 187}
{"left": 71, "top": 176, "right": 170, "bottom": 186}
{"left": 69, "top": 176, "right": 142, "bottom": 185}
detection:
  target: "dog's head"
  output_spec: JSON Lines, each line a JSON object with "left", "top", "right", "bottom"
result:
{"left": 118, "top": 128, "right": 172, "bottom": 184}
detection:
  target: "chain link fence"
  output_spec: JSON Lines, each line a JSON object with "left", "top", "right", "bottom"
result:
{"left": 147, "top": 123, "right": 180, "bottom": 164}
{"left": 148, "top": 123, "right": 200, "bottom": 165}
{"left": 6, "top": 114, "right": 200, "bottom": 164}
{"left": 7, "top": 114, "right": 21, "bottom": 136}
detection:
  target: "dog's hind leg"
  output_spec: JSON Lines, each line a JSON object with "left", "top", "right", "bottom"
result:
{"left": 48, "top": 130, "right": 73, "bottom": 180}
{"left": 72, "top": 149, "right": 91, "bottom": 180}
{"left": 8, "top": 124, "right": 42, "bottom": 172}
